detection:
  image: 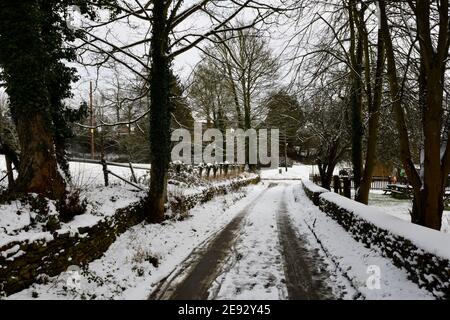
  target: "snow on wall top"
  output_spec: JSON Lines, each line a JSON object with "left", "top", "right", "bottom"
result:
{"left": 302, "top": 179, "right": 329, "bottom": 194}
{"left": 320, "top": 192, "right": 450, "bottom": 261}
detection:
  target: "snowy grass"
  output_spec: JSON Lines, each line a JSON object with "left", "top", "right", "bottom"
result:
{"left": 368, "top": 191, "right": 450, "bottom": 233}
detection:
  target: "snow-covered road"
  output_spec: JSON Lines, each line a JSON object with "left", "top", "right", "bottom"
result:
{"left": 150, "top": 180, "right": 433, "bottom": 300}
{"left": 214, "top": 182, "right": 333, "bottom": 300}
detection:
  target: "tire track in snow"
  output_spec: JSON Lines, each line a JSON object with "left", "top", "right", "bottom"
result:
{"left": 285, "top": 183, "right": 433, "bottom": 300}
{"left": 213, "top": 183, "right": 288, "bottom": 300}
{"left": 276, "top": 188, "right": 335, "bottom": 299}
{"left": 149, "top": 185, "right": 271, "bottom": 300}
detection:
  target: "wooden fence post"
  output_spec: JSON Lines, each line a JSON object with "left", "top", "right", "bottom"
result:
{"left": 343, "top": 177, "right": 351, "bottom": 199}
{"left": 128, "top": 162, "right": 137, "bottom": 183}
{"left": 333, "top": 175, "right": 341, "bottom": 194}
{"left": 101, "top": 156, "right": 109, "bottom": 187}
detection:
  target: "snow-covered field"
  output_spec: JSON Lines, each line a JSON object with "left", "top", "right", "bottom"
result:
{"left": 0, "top": 156, "right": 257, "bottom": 246}
{"left": 368, "top": 191, "right": 450, "bottom": 233}
{"left": 260, "top": 164, "right": 312, "bottom": 180}
{"left": 0, "top": 157, "right": 149, "bottom": 247}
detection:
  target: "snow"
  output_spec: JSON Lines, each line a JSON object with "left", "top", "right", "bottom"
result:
{"left": 368, "top": 191, "right": 450, "bottom": 234}
{"left": 0, "top": 201, "right": 32, "bottom": 235}
{"left": 288, "top": 184, "right": 434, "bottom": 299}
{"left": 0, "top": 232, "right": 54, "bottom": 249}
{"left": 0, "top": 185, "right": 145, "bottom": 248}
{"left": 320, "top": 192, "right": 450, "bottom": 261}
{"left": 1, "top": 162, "right": 443, "bottom": 300}
{"left": 0, "top": 157, "right": 149, "bottom": 245}
{"left": 260, "top": 164, "right": 311, "bottom": 180}
{"left": 214, "top": 184, "right": 288, "bottom": 299}
{"left": 302, "top": 179, "right": 329, "bottom": 194}
{"left": 68, "top": 160, "right": 149, "bottom": 188}
{"left": 0, "top": 155, "right": 258, "bottom": 247}
{"left": 260, "top": 163, "right": 350, "bottom": 181}
{"left": 7, "top": 185, "right": 266, "bottom": 300}
{"left": 1, "top": 244, "right": 20, "bottom": 258}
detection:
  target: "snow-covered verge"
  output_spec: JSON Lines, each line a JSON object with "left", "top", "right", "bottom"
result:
{"left": 6, "top": 185, "right": 267, "bottom": 300}
{"left": 0, "top": 157, "right": 256, "bottom": 238}
{"left": 0, "top": 159, "right": 260, "bottom": 297}
{"left": 289, "top": 184, "right": 433, "bottom": 300}
{"left": 301, "top": 180, "right": 450, "bottom": 299}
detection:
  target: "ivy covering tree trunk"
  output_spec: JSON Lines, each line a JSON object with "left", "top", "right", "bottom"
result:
{"left": 0, "top": 0, "right": 67, "bottom": 200}
{"left": 0, "top": 0, "right": 88, "bottom": 216}
{"left": 14, "top": 114, "right": 67, "bottom": 199}
{"left": 348, "top": 0, "right": 364, "bottom": 195}
{"left": 146, "top": 1, "right": 171, "bottom": 223}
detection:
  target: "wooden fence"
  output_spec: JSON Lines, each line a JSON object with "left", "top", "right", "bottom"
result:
{"left": 69, "top": 158, "right": 245, "bottom": 190}
{"left": 309, "top": 174, "right": 391, "bottom": 190}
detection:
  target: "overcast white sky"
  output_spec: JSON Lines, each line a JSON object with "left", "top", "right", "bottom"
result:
{"left": 68, "top": 0, "right": 302, "bottom": 106}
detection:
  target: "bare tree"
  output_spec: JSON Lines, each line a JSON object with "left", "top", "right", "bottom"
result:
{"left": 77, "top": 1, "right": 284, "bottom": 222}
{"left": 189, "top": 58, "right": 233, "bottom": 129}
{"left": 289, "top": 0, "right": 386, "bottom": 203}
{"left": 379, "top": 0, "right": 450, "bottom": 230}
{"left": 298, "top": 73, "right": 350, "bottom": 190}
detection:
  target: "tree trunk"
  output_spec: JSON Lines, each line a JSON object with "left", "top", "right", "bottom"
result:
{"left": 0, "top": 0, "right": 68, "bottom": 201}
{"left": 409, "top": 0, "right": 449, "bottom": 230}
{"left": 225, "top": 59, "right": 243, "bottom": 129}
{"left": 5, "top": 155, "right": 14, "bottom": 190}
{"left": 348, "top": 1, "right": 364, "bottom": 194}
{"left": 379, "top": 0, "right": 443, "bottom": 230}
{"left": 317, "top": 161, "right": 332, "bottom": 190}
{"left": 317, "top": 149, "right": 338, "bottom": 191}
{"left": 322, "top": 163, "right": 336, "bottom": 191}
{"left": 356, "top": 26, "right": 385, "bottom": 204}
{"left": 411, "top": 63, "right": 444, "bottom": 229}
{"left": 13, "top": 112, "right": 67, "bottom": 200}
{"left": 147, "top": 1, "right": 171, "bottom": 223}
